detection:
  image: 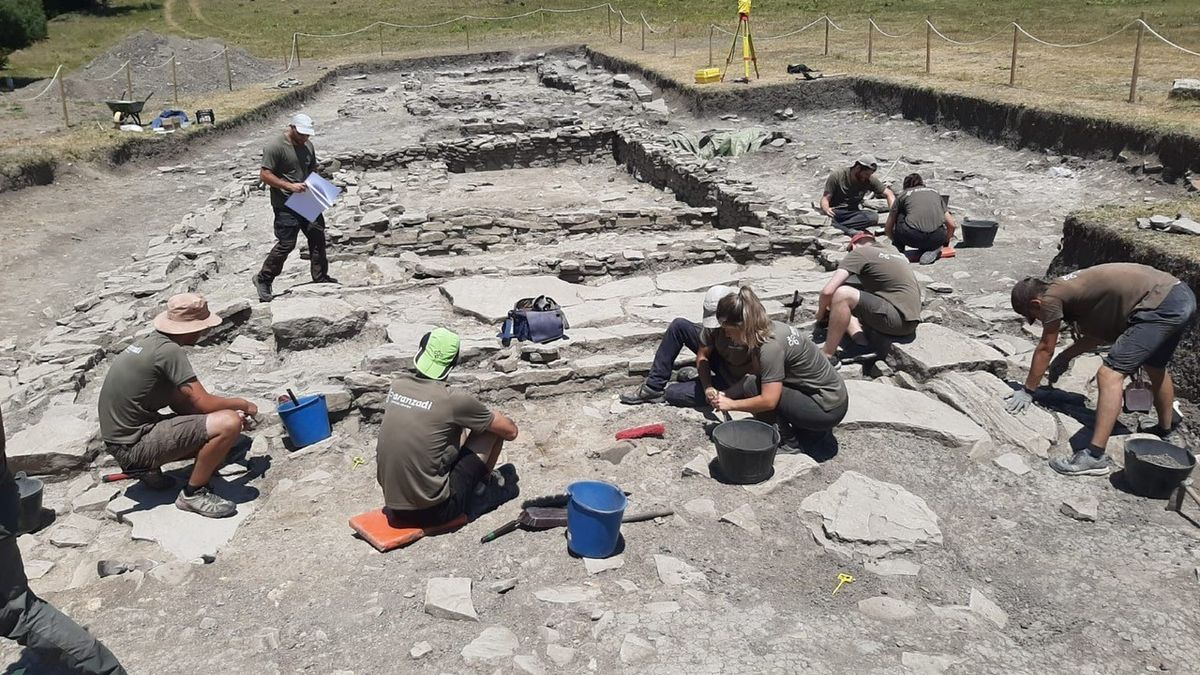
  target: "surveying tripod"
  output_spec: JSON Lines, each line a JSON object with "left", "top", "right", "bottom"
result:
{"left": 721, "top": 5, "right": 759, "bottom": 82}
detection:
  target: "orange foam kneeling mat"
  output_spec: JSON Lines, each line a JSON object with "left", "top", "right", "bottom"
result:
{"left": 349, "top": 510, "right": 468, "bottom": 552}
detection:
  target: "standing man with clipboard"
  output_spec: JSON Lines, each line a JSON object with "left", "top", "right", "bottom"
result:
{"left": 252, "top": 113, "right": 338, "bottom": 303}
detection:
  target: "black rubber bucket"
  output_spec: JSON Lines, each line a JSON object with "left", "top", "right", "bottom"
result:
{"left": 961, "top": 219, "right": 999, "bottom": 248}
{"left": 14, "top": 472, "right": 44, "bottom": 535}
{"left": 712, "top": 419, "right": 780, "bottom": 485}
{"left": 1124, "top": 437, "right": 1195, "bottom": 498}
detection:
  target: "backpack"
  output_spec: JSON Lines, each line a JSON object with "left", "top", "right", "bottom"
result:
{"left": 498, "top": 296, "right": 569, "bottom": 346}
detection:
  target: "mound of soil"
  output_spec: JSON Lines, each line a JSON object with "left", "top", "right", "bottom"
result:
{"left": 43, "top": 29, "right": 278, "bottom": 102}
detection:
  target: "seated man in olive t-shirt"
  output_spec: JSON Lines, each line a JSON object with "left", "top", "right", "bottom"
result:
{"left": 376, "top": 328, "right": 519, "bottom": 526}
{"left": 816, "top": 232, "right": 922, "bottom": 363}
{"left": 819, "top": 155, "right": 896, "bottom": 234}
{"left": 1008, "top": 263, "right": 1196, "bottom": 477}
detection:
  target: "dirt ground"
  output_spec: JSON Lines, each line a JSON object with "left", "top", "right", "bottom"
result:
{"left": 3, "top": 50, "right": 1200, "bottom": 675}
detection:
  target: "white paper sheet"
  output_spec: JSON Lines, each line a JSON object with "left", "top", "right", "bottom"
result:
{"left": 284, "top": 172, "right": 342, "bottom": 222}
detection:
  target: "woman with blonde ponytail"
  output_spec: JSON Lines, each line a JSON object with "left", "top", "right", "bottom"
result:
{"left": 711, "top": 287, "right": 849, "bottom": 442}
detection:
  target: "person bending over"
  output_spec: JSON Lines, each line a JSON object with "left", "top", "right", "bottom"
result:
{"left": 376, "top": 328, "right": 519, "bottom": 527}
{"left": 710, "top": 287, "right": 849, "bottom": 441}
{"left": 1007, "top": 263, "right": 1196, "bottom": 476}
{"left": 886, "top": 173, "right": 956, "bottom": 265}
{"left": 98, "top": 294, "right": 258, "bottom": 519}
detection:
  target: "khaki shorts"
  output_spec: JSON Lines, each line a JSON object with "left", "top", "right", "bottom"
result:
{"left": 853, "top": 291, "right": 919, "bottom": 338}
{"left": 107, "top": 415, "right": 210, "bottom": 471}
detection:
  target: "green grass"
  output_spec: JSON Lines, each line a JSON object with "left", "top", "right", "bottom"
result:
{"left": 5, "top": 1, "right": 166, "bottom": 80}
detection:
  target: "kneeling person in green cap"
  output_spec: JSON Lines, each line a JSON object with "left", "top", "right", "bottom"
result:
{"left": 376, "top": 328, "right": 520, "bottom": 526}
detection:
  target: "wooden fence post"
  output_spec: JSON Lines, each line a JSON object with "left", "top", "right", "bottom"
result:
{"left": 58, "top": 71, "right": 69, "bottom": 127}
{"left": 608, "top": 9, "right": 612, "bottom": 39}
{"left": 171, "top": 51, "right": 179, "bottom": 103}
{"left": 1128, "top": 13, "right": 1145, "bottom": 103}
{"left": 867, "top": 18, "right": 873, "bottom": 64}
{"left": 641, "top": 17, "right": 645, "bottom": 51}
{"left": 924, "top": 18, "right": 931, "bottom": 74}
{"left": 1008, "top": 22, "right": 1019, "bottom": 87}
{"left": 672, "top": 21, "right": 677, "bottom": 58}
{"left": 824, "top": 16, "right": 830, "bottom": 56}
{"left": 379, "top": 25, "right": 384, "bottom": 56}
{"left": 294, "top": 36, "right": 301, "bottom": 67}
{"left": 465, "top": 22, "right": 471, "bottom": 50}
{"left": 709, "top": 24, "right": 714, "bottom": 66}
{"left": 619, "top": 15, "right": 624, "bottom": 43}
{"left": 125, "top": 60, "right": 133, "bottom": 97}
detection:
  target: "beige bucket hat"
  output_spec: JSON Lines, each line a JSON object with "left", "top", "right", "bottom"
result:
{"left": 153, "top": 293, "right": 223, "bottom": 335}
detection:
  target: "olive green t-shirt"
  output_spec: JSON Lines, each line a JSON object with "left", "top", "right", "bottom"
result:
{"left": 98, "top": 332, "right": 197, "bottom": 445}
{"left": 1040, "top": 263, "right": 1179, "bottom": 343}
{"left": 699, "top": 327, "right": 755, "bottom": 383}
{"left": 823, "top": 166, "right": 886, "bottom": 210}
{"left": 262, "top": 133, "right": 318, "bottom": 211}
{"left": 896, "top": 186, "right": 946, "bottom": 233}
{"left": 840, "top": 243, "right": 923, "bottom": 322}
{"left": 376, "top": 374, "right": 495, "bottom": 511}
{"left": 758, "top": 322, "right": 848, "bottom": 412}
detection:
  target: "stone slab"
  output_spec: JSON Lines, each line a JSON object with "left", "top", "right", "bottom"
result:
{"left": 461, "top": 626, "right": 518, "bottom": 663}
{"left": 440, "top": 276, "right": 587, "bottom": 322}
{"left": 568, "top": 299, "right": 626, "bottom": 328}
{"left": 654, "top": 263, "right": 740, "bottom": 293}
{"left": 424, "top": 577, "right": 478, "bottom": 621}
{"left": 580, "top": 276, "right": 657, "bottom": 301}
{"left": 107, "top": 482, "right": 257, "bottom": 561}
{"left": 926, "top": 371, "right": 1058, "bottom": 458}
{"left": 800, "top": 470, "right": 942, "bottom": 560}
{"left": 841, "top": 380, "right": 988, "bottom": 448}
{"left": 654, "top": 554, "right": 706, "bottom": 586}
{"left": 6, "top": 415, "right": 100, "bottom": 476}
{"left": 743, "top": 453, "right": 819, "bottom": 496}
{"left": 270, "top": 297, "right": 367, "bottom": 350}
{"left": 888, "top": 323, "right": 1007, "bottom": 379}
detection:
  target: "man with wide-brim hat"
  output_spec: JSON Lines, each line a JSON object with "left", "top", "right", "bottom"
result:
{"left": 97, "top": 293, "right": 258, "bottom": 519}
{"left": 819, "top": 154, "right": 896, "bottom": 234}
{"left": 375, "top": 328, "right": 520, "bottom": 527}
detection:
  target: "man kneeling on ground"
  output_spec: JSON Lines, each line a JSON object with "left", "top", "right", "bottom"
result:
{"left": 819, "top": 155, "right": 896, "bottom": 234}
{"left": 817, "top": 232, "right": 922, "bottom": 364}
{"left": 376, "top": 328, "right": 519, "bottom": 527}
{"left": 620, "top": 285, "right": 736, "bottom": 405}
{"left": 886, "top": 173, "right": 956, "bottom": 265}
{"left": 1008, "top": 263, "right": 1197, "bottom": 476}
{"left": 98, "top": 294, "right": 258, "bottom": 519}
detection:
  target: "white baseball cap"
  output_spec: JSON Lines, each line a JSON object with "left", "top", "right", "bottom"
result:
{"left": 701, "top": 285, "right": 736, "bottom": 329}
{"left": 290, "top": 113, "right": 315, "bottom": 136}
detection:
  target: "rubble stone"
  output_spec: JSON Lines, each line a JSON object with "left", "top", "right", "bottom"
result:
{"left": 800, "top": 471, "right": 942, "bottom": 560}
{"left": 424, "top": 577, "right": 478, "bottom": 621}
{"left": 841, "top": 380, "right": 987, "bottom": 448}
{"left": 270, "top": 297, "right": 367, "bottom": 350}
{"left": 888, "top": 323, "right": 1007, "bottom": 379}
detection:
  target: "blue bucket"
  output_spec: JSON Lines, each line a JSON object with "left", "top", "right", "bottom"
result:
{"left": 566, "top": 480, "right": 627, "bottom": 559}
{"left": 277, "top": 394, "right": 332, "bottom": 448}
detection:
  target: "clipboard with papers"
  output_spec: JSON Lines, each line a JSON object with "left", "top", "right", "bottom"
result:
{"left": 284, "top": 172, "right": 342, "bottom": 222}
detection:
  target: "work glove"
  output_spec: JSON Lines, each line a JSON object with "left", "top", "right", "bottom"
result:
{"left": 1047, "top": 354, "right": 1071, "bottom": 385}
{"left": 1004, "top": 388, "right": 1035, "bottom": 415}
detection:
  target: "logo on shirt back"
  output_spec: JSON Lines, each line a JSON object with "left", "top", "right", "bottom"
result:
{"left": 386, "top": 390, "right": 433, "bottom": 411}
{"left": 878, "top": 252, "right": 908, "bottom": 262}
{"left": 124, "top": 345, "right": 143, "bottom": 355}
{"left": 1059, "top": 272, "right": 1079, "bottom": 281}
{"left": 786, "top": 327, "right": 801, "bottom": 347}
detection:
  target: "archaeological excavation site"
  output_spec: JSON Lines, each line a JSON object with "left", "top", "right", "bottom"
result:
{"left": 2, "top": 46, "right": 1200, "bottom": 674}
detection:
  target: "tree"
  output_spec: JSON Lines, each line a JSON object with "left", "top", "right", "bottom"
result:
{"left": 43, "top": 0, "right": 108, "bottom": 18}
{"left": 0, "top": 0, "right": 47, "bottom": 71}
{"left": 0, "top": 0, "right": 48, "bottom": 59}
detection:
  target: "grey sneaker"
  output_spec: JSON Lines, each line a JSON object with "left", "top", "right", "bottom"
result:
{"left": 918, "top": 249, "right": 940, "bottom": 265}
{"left": 1049, "top": 450, "right": 1113, "bottom": 476}
{"left": 675, "top": 366, "right": 700, "bottom": 383}
{"left": 619, "top": 383, "right": 664, "bottom": 405}
{"left": 252, "top": 274, "right": 273, "bottom": 303}
{"left": 175, "top": 487, "right": 237, "bottom": 518}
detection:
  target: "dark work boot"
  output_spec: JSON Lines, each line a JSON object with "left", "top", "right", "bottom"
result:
{"left": 252, "top": 274, "right": 273, "bottom": 303}
{"left": 619, "top": 383, "right": 665, "bottom": 405}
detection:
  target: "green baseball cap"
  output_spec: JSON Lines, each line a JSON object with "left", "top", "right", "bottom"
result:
{"left": 415, "top": 328, "right": 461, "bottom": 381}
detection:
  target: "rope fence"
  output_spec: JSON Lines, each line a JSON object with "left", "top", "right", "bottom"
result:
{"left": 8, "top": 4, "right": 1200, "bottom": 130}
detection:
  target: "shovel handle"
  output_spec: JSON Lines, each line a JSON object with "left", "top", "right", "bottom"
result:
{"left": 480, "top": 519, "right": 520, "bottom": 544}
{"left": 1184, "top": 485, "right": 1200, "bottom": 509}
{"left": 622, "top": 508, "right": 675, "bottom": 523}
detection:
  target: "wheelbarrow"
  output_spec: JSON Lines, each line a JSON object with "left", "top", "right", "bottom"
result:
{"left": 105, "top": 91, "right": 153, "bottom": 126}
